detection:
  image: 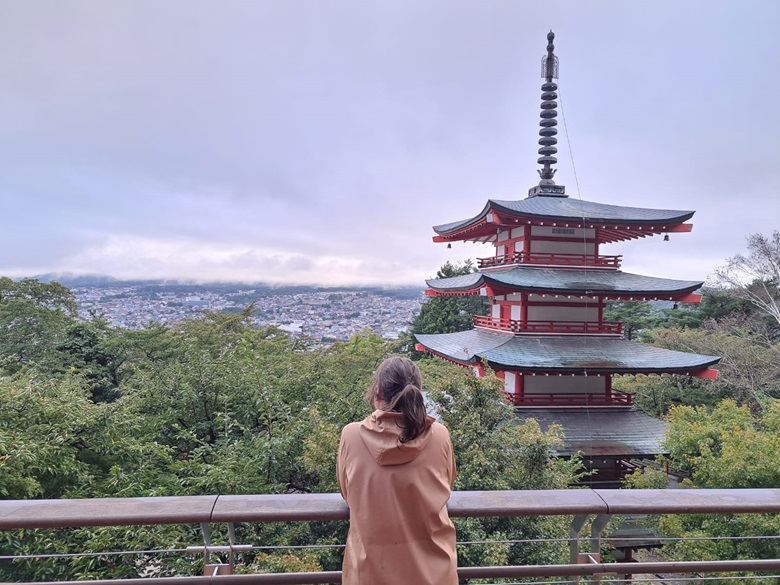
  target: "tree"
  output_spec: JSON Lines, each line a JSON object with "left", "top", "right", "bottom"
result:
{"left": 0, "top": 313, "right": 385, "bottom": 579}
{"left": 55, "top": 317, "right": 127, "bottom": 402}
{"left": 408, "top": 261, "right": 489, "bottom": 356}
{"left": 644, "top": 325, "right": 780, "bottom": 413}
{"left": 603, "top": 300, "right": 660, "bottom": 340}
{"left": 664, "top": 400, "right": 780, "bottom": 486}
{"left": 0, "top": 277, "right": 78, "bottom": 373}
{"left": 714, "top": 231, "right": 780, "bottom": 328}
{"left": 652, "top": 400, "right": 780, "bottom": 582}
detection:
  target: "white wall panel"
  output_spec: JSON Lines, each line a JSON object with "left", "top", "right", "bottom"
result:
{"left": 525, "top": 376, "right": 606, "bottom": 394}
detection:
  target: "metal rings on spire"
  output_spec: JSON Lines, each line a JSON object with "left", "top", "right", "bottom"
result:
{"left": 538, "top": 31, "right": 559, "bottom": 183}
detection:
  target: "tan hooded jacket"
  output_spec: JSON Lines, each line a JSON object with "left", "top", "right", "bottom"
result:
{"left": 337, "top": 410, "right": 457, "bottom": 585}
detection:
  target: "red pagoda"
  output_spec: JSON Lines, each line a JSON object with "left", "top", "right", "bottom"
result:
{"left": 414, "top": 32, "right": 720, "bottom": 485}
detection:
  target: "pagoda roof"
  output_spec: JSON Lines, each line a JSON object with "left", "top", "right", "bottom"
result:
{"left": 516, "top": 410, "right": 667, "bottom": 458}
{"left": 414, "top": 329, "right": 720, "bottom": 374}
{"left": 433, "top": 197, "right": 694, "bottom": 244}
{"left": 426, "top": 267, "right": 702, "bottom": 299}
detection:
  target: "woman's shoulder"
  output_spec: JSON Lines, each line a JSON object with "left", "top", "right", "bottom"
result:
{"left": 340, "top": 420, "right": 364, "bottom": 439}
{"left": 429, "top": 420, "right": 453, "bottom": 440}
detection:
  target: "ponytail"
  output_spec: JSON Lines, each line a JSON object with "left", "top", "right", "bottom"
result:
{"left": 370, "top": 357, "right": 428, "bottom": 442}
{"left": 387, "top": 383, "right": 427, "bottom": 443}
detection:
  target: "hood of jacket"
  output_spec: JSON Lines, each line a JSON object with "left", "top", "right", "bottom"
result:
{"left": 358, "top": 410, "right": 436, "bottom": 466}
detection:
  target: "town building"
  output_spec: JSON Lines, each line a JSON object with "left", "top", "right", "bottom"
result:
{"left": 414, "top": 32, "right": 720, "bottom": 486}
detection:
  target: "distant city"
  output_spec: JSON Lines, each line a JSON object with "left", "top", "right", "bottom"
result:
{"left": 58, "top": 276, "right": 426, "bottom": 343}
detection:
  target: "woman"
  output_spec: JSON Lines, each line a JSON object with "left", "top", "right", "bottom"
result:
{"left": 337, "top": 356, "right": 458, "bottom": 585}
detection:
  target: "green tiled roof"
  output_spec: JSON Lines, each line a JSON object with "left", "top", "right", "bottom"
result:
{"left": 415, "top": 329, "right": 719, "bottom": 373}
{"left": 426, "top": 267, "right": 702, "bottom": 296}
{"left": 517, "top": 410, "right": 667, "bottom": 457}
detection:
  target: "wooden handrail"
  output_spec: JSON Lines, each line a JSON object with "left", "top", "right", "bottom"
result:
{"left": 4, "top": 490, "right": 780, "bottom": 584}
{"left": 514, "top": 391, "right": 634, "bottom": 407}
{"left": 473, "top": 316, "right": 623, "bottom": 335}
{"left": 4, "top": 489, "right": 780, "bottom": 530}
{"left": 478, "top": 252, "right": 621, "bottom": 269}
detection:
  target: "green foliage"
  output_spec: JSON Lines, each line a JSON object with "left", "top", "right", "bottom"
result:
{"left": 0, "top": 277, "right": 78, "bottom": 374}
{"left": 0, "top": 295, "right": 389, "bottom": 578}
{"left": 604, "top": 289, "right": 760, "bottom": 342}
{"left": 56, "top": 317, "right": 127, "bottom": 402}
{"left": 647, "top": 326, "right": 780, "bottom": 413}
{"left": 301, "top": 408, "right": 341, "bottom": 493}
{"left": 664, "top": 400, "right": 780, "bottom": 488}
{"left": 650, "top": 399, "right": 780, "bottom": 582}
{"left": 0, "top": 373, "right": 116, "bottom": 499}
{"left": 622, "top": 464, "right": 669, "bottom": 489}
{"left": 612, "top": 374, "right": 723, "bottom": 418}
{"left": 659, "top": 511, "right": 780, "bottom": 584}
{"left": 604, "top": 300, "right": 660, "bottom": 341}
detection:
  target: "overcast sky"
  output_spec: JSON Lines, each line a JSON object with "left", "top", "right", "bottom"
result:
{"left": 1, "top": 1, "right": 778, "bottom": 286}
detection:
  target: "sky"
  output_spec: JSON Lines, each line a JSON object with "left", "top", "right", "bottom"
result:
{"left": 1, "top": 1, "right": 779, "bottom": 287}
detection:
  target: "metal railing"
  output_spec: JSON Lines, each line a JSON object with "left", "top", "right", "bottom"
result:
{"left": 2, "top": 489, "right": 780, "bottom": 584}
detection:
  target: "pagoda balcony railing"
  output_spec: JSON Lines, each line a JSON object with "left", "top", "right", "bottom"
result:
{"left": 3, "top": 490, "right": 780, "bottom": 583}
{"left": 474, "top": 315, "right": 623, "bottom": 336}
{"left": 477, "top": 251, "right": 621, "bottom": 269}
{"left": 514, "top": 390, "right": 635, "bottom": 408}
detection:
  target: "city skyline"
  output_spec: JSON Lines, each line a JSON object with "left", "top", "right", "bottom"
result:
{"left": 2, "top": 1, "right": 779, "bottom": 286}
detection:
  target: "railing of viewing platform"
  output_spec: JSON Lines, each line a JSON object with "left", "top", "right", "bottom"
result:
{"left": 473, "top": 316, "right": 623, "bottom": 336}
{"left": 514, "top": 390, "right": 635, "bottom": 408}
{"left": 477, "top": 252, "right": 621, "bottom": 269}
{"left": 3, "top": 489, "right": 780, "bottom": 584}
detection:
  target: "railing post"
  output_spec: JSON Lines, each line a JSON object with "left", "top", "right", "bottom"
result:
{"left": 189, "top": 522, "right": 251, "bottom": 575}
{"left": 200, "top": 522, "right": 230, "bottom": 576}
{"left": 587, "top": 514, "right": 611, "bottom": 584}
{"left": 569, "top": 514, "right": 589, "bottom": 585}
{"left": 227, "top": 522, "right": 237, "bottom": 572}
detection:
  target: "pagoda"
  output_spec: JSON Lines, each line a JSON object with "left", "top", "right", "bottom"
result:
{"left": 414, "top": 32, "right": 720, "bottom": 486}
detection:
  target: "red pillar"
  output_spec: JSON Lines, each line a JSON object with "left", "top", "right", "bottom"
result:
{"left": 515, "top": 373, "right": 524, "bottom": 406}
{"left": 520, "top": 293, "right": 528, "bottom": 328}
{"left": 522, "top": 231, "right": 531, "bottom": 262}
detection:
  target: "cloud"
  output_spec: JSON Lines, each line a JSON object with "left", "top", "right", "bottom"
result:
{"left": 1, "top": 1, "right": 779, "bottom": 285}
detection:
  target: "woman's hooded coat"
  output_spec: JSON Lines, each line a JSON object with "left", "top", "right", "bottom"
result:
{"left": 337, "top": 409, "right": 457, "bottom": 585}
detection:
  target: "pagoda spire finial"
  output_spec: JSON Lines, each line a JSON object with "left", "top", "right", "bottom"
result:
{"left": 529, "top": 30, "right": 566, "bottom": 198}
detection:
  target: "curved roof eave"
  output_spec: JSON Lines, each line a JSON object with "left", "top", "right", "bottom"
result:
{"left": 426, "top": 267, "right": 703, "bottom": 297}
{"left": 433, "top": 201, "right": 493, "bottom": 235}
{"left": 433, "top": 197, "right": 695, "bottom": 237}
{"left": 414, "top": 330, "right": 720, "bottom": 373}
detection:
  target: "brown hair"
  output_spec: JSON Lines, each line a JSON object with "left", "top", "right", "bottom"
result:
{"left": 370, "top": 357, "right": 428, "bottom": 443}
